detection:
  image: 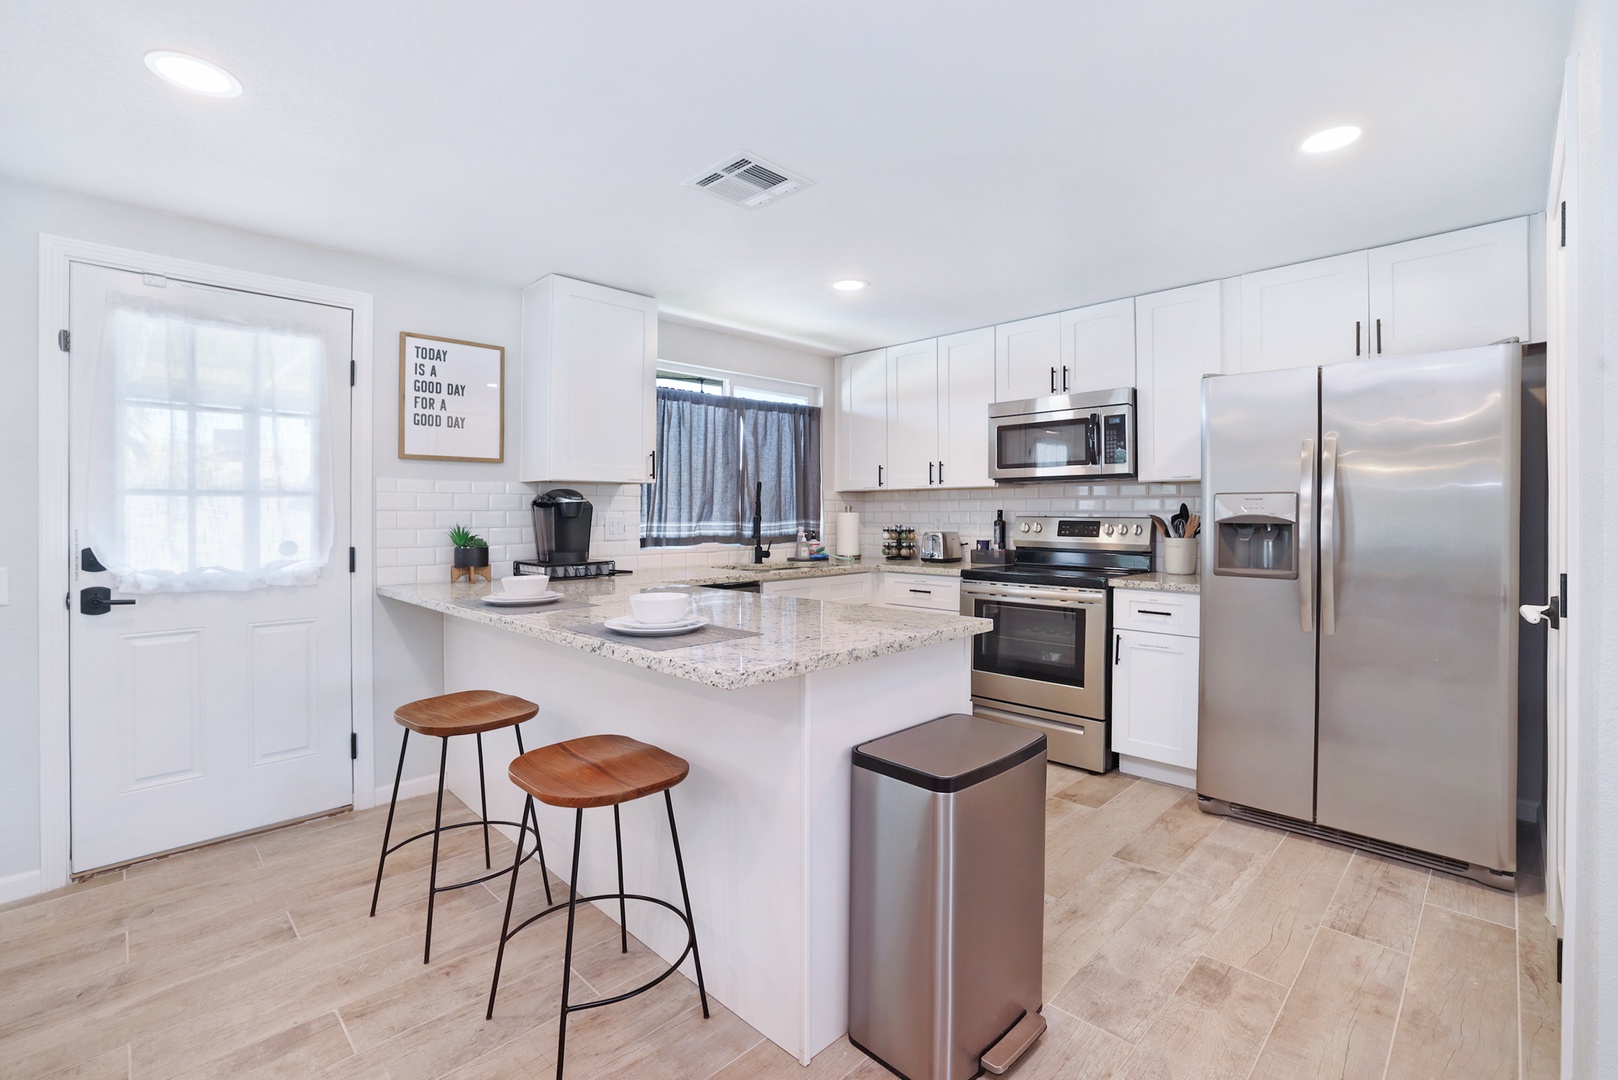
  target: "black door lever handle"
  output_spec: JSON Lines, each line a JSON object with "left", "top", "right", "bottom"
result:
{"left": 80, "top": 586, "right": 135, "bottom": 615}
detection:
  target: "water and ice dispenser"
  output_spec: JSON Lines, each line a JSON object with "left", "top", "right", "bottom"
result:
{"left": 1212, "top": 493, "right": 1298, "bottom": 578}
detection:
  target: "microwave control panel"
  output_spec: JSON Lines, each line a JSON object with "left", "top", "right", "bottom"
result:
{"left": 1103, "top": 414, "right": 1130, "bottom": 465}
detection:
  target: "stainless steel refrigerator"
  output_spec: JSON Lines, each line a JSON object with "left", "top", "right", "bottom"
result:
{"left": 1198, "top": 343, "right": 1520, "bottom": 888}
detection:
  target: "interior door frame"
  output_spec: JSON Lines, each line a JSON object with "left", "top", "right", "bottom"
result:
{"left": 36, "top": 234, "right": 377, "bottom": 892}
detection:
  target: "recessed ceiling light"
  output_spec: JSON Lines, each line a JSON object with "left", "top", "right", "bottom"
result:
{"left": 144, "top": 51, "right": 242, "bottom": 98}
{"left": 832, "top": 280, "right": 867, "bottom": 292}
{"left": 1300, "top": 125, "right": 1361, "bottom": 154}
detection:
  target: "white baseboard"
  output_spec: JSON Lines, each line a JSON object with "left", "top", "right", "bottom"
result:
{"left": 373, "top": 773, "right": 443, "bottom": 807}
{"left": 0, "top": 869, "right": 44, "bottom": 906}
{"left": 1118, "top": 756, "right": 1197, "bottom": 791}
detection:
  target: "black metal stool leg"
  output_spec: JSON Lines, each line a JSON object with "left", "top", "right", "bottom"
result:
{"left": 486, "top": 793, "right": 535, "bottom": 1019}
{"left": 665, "top": 790, "right": 710, "bottom": 1017}
{"left": 556, "top": 808, "right": 585, "bottom": 1080}
{"left": 422, "top": 736, "right": 450, "bottom": 964}
{"left": 476, "top": 732, "right": 492, "bottom": 870}
{"left": 613, "top": 804, "right": 628, "bottom": 953}
{"left": 515, "top": 726, "right": 553, "bottom": 906}
{"left": 369, "top": 728, "right": 410, "bottom": 917}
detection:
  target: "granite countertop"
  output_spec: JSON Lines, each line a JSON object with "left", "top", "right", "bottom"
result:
{"left": 1110, "top": 571, "right": 1202, "bottom": 594}
{"left": 378, "top": 576, "right": 991, "bottom": 690}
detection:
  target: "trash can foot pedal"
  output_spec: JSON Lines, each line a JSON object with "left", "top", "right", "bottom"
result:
{"left": 980, "top": 1010, "right": 1046, "bottom": 1074}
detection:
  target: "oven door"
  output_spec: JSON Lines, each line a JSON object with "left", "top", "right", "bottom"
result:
{"left": 989, "top": 403, "right": 1134, "bottom": 481}
{"left": 960, "top": 582, "right": 1109, "bottom": 719}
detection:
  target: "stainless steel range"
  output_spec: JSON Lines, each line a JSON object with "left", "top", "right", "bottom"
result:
{"left": 960, "top": 516, "right": 1152, "bottom": 773}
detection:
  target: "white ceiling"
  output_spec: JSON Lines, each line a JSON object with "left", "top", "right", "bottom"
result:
{"left": 0, "top": 1, "right": 1572, "bottom": 354}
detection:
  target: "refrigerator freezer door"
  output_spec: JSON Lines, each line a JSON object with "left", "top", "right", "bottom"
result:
{"left": 1198, "top": 366, "right": 1319, "bottom": 820}
{"left": 1317, "top": 345, "right": 1520, "bottom": 872}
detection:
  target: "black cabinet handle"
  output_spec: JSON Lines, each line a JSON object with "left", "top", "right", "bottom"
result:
{"left": 877, "top": 464, "right": 884, "bottom": 487}
{"left": 1140, "top": 609, "right": 1173, "bottom": 616}
{"left": 929, "top": 461, "right": 935, "bottom": 485}
{"left": 1355, "top": 321, "right": 1361, "bottom": 356}
{"left": 937, "top": 461, "right": 944, "bottom": 485}
{"left": 1115, "top": 635, "right": 1122, "bottom": 664}
{"left": 1376, "top": 318, "right": 1382, "bottom": 353}
{"left": 1062, "top": 365, "right": 1070, "bottom": 392}
{"left": 1050, "top": 367, "right": 1057, "bottom": 393}
{"left": 649, "top": 451, "right": 656, "bottom": 479}
{"left": 908, "top": 588, "right": 933, "bottom": 594}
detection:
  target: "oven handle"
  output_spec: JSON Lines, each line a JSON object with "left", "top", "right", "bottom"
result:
{"left": 963, "top": 585, "right": 1107, "bottom": 606}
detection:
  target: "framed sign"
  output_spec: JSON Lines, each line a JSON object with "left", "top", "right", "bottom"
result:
{"left": 398, "top": 332, "right": 505, "bottom": 462}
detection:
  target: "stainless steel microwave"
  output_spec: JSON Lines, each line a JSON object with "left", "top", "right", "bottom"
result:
{"left": 988, "top": 388, "right": 1136, "bottom": 481}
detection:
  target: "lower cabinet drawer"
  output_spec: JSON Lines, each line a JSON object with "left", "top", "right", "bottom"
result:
{"left": 1113, "top": 589, "right": 1200, "bottom": 634}
{"left": 879, "top": 573, "right": 960, "bottom": 611}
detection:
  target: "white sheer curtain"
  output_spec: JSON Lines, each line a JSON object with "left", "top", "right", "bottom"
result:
{"left": 85, "top": 296, "right": 334, "bottom": 592}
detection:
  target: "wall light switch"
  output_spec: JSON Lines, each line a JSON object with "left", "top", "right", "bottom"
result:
{"left": 0, "top": 567, "right": 8, "bottom": 606}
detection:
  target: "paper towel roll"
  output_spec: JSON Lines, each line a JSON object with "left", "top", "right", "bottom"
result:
{"left": 835, "top": 512, "right": 861, "bottom": 557}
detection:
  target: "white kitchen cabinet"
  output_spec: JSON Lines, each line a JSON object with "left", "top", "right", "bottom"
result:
{"left": 936, "top": 327, "right": 995, "bottom": 488}
{"left": 885, "top": 339, "right": 940, "bottom": 490}
{"left": 1111, "top": 590, "right": 1200, "bottom": 777}
{"left": 877, "top": 573, "right": 961, "bottom": 611}
{"left": 520, "top": 274, "right": 657, "bottom": 483}
{"left": 995, "top": 314, "right": 1061, "bottom": 402}
{"left": 1367, "top": 217, "right": 1529, "bottom": 357}
{"left": 1239, "top": 251, "right": 1371, "bottom": 371}
{"left": 761, "top": 573, "right": 873, "bottom": 603}
{"left": 835, "top": 348, "right": 887, "bottom": 491}
{"left": 1059, "top": 298, "right": 1136, "bottom": 392}
{"left": 1134, "top": 281, "right": 1223, "bottom": 483}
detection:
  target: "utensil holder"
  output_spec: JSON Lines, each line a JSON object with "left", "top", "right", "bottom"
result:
{"left": 1163, "top": 538, "right": 1197, "bottom": 576}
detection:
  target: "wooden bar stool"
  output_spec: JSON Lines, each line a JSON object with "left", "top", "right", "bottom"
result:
{"left": 486, "top": 734, "right": 709, "bottom": 1080}
{"left": 370, "top": 690, "right": 551, "bottom": 963}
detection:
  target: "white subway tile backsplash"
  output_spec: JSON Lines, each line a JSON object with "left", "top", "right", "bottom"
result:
{"left": 417, "top": 493, "right": 454, "bottom": 510}
{"left": 376, "top": 529, "right": 416, "bottom": 548}
{"left": 453, "top": 494, "right": 489, "bottom": 511}
{"left": 376, "top": 492, "right": 416, "bottom": 511}
{"left": 396, "top": 510, "right": 435, "bottom": 529}
{"left": 375, "top": 511, "right": 399, "bottom": 530}
{"left": 435, "top": 479, "right": 474, "bottom": 494}
{"left": 397, "top": 478, "right": 434, "bottom": 493}
{"left": 472, "top": 481, "right": 507, "bottom": 494}
{"left": 416, "top": 565, "right": 451, "bottom": 584}
{"left": 375, "top": 478, "right": 397, "bottom": 493}
{"left": 376, "top": 566, "right": 415, "bottom": 586}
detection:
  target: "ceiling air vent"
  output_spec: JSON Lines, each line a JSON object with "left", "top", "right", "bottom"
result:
{"left": 685, "top": 153, "right": 811, "bottom": 209}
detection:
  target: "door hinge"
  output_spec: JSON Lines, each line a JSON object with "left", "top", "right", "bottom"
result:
{"left": 351, "top": 732, "right": 358, "bottom": 760}
{"left": 350, "top": 359, "right": 356, "bottom": 387}
{"left": 1560, "top": 201, "right": 1567, "bottom": 248}
{"left": 1560, "top": 573, "right": 1568, "bottom": 618}
{"left": 349, "top": 547, "right": 357, "bottom": 573}
{"left": 57, "top": 330, "right": 70, "bottom": 352}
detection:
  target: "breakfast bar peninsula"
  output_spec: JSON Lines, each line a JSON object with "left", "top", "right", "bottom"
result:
{"left": 379, "top": 572, "right": 991, "bottom": 1063}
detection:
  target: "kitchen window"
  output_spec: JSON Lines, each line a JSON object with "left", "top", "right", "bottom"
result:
{"left": 641, "top": 372, "right": 822, "bottom": 547}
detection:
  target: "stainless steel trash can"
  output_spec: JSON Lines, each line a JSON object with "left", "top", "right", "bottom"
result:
{"left": 849, "top": 713, "right": 1047, "bottom": 1080}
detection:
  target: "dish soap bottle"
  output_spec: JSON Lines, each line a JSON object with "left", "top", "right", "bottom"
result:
{"left": 794, "top": 528, "right": 809, "bottom": 560}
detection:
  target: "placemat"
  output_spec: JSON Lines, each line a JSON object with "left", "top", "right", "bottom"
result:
{"left": 562, "top": 621, "right": 762, "bottom": 651}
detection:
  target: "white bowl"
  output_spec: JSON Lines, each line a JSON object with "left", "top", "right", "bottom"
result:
{"left": 629, "top": 591, "right": 691, "bottom": 625}
{"left": 501, "top": 574, "right": 550, "bottom": 597}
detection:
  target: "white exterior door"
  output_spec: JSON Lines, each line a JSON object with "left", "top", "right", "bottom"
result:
{"left": 1239, "top": 250, "right": 1370, "bottom": 371}
{"left": 68, "top": 262, "right": 354, "bottom": 872}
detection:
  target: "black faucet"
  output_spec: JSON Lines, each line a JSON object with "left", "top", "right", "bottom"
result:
{"left": 752, "top": 481, "right": 772, "bottom": 564}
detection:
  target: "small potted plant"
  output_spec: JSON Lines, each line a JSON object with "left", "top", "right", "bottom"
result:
{"left": 448, "top": 525, "right": 489, "bottom": 570}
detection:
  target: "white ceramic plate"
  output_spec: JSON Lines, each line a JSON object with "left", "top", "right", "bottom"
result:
{"left": 602, "top": 615, "right": 710, "bottom": 637}
{"left": 481, "top": 592, "right": 566, "bottom": 607}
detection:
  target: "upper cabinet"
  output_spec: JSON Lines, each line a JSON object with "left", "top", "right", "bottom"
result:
{"left": 1368, "top": 217, "right": 1529, "bottom": 357}
{"left": 520, "top": 275, "right": 657, "bottom": 484}
{"left": 885, "top": 339, "right": 941, "bottom": 490}
{"left": 1059, "top": 298, "right": 1136, "bottom": 392}
{"left": 1239, "top": 251, "right": 1370, "bottom": 371}
{"left": 936, "top": 327, "right": 995, "bottom": 488}
{"left": 995, "top": 314, "right": 1061, "bottom": 401}
{"left": 1241, "top": 218, "right": 1529, "bottom": 371}
{"left": 1136, "top": 282, "right": 1223, "bottom": 483}
{"left": 836, "top": 348, "right": 888, "bottom": 491}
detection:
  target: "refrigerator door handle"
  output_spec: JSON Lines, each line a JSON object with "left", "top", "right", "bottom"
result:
{"left": 1299, "top": 437, "right": 1315, "bottom": 632}
{"left": 1321, "top": 434, "right": 1339, "bottom": 635}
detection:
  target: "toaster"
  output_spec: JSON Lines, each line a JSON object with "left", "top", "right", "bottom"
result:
{"left": 919, "top": 530, "right": 963, "bottom": 563}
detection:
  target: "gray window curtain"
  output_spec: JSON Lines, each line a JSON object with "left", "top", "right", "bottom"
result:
{"left": 641, "top": 388, "right": 822, "bottom": 547}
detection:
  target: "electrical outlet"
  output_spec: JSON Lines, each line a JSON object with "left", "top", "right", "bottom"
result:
{"left": 603, "top": 515, "right": 633, "bottom": 541}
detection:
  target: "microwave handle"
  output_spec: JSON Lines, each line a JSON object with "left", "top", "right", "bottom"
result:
{"left": 1088, "top": 413, "right": 1099, "bottom": 464}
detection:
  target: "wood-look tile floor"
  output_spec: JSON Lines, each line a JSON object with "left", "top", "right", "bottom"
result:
{"left": 0, "top": 767, "right": 1558, "bottom": 1079}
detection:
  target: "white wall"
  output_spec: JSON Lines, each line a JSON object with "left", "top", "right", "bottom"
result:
{"left": 0, "top": 175, "right": 522, "bottom": 884}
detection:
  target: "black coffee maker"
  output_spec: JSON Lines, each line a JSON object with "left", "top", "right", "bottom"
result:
{"left": 531, "top": 489, "right": 593, "bottom": 565}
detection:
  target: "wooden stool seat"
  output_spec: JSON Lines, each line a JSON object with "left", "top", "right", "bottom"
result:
{"left": 394, "top": 689, "right": 537, "bottom": 737}
{"left": 509, "top": 734, "right": 690, "bottom": 809}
